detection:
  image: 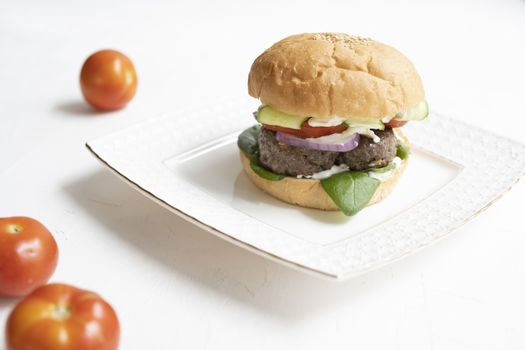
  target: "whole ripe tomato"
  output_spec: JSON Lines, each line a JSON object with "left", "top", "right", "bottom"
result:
{"left": 80, "top": 49, "right": 137, "bottom": 111}
{"left": 263, "top": 120, "right": 348, "bottom": 138}
{"left": 6, "top": 283, "right": 120, "bottom": 350}
{"left": 0, "top": 217, "right": 58, "bottom": 297}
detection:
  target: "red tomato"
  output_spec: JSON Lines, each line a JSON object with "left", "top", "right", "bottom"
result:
{"left": 384, "top": 120, "right": 408, "bottom": 128}
{"left": 264, "top": 120, "right": 348, "bottom": 138}
{"left": 0, "top": 217, "right": 58, "bottom": 297}
{"left": 80, "top": 49, "right": 137, "bottom": 111}
{"left": 6, "top": 283, "right": 120, "bottom": 350}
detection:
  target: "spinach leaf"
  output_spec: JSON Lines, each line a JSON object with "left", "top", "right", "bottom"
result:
{"left": 396, "top": 142, "right": 410, "bottom": 160}
{"left": 238, "top": 125, "right": 284, "bottom": 181}
{"left": 320, "top": 171, "right": 380, "bottom": 216}
{"left": 367, "top": 162, "right": 396, "bottom": 173}
{"left": 250, "top": 160, "right": 285, "bottom": 181}
{"left": 237, "top": 125, "right": 261, "bottom": 161}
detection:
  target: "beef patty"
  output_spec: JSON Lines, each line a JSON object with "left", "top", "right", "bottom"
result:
{"left": 258, "top": 127, "right": 397, "bottom": 176}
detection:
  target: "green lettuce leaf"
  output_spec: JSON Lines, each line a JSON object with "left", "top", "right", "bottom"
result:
{"left": 250, "top": 160, "right": 285, "bottom": 181}
{"left": 320, "top": 171, "right": 380, "bottom": 216}
{"left": 238, "top": 125, "right": 284, "bottom": 181}
{"left": 396, "top": 142, "right": 410, "bottom": 160}
{"left": 367, "top": 162, "right": 396, "bottom": 173}
{"left": 237, "top": 125, "right": 261, "bottom": 161}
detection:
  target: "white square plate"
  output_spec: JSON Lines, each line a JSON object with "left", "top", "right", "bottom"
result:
{"left": 86, "top": 98, "right": 525, "bottom": 280}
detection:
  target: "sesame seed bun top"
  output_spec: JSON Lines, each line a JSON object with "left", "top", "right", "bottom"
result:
{"left": 248, "top": 33, "right": 425, "bottom": 121}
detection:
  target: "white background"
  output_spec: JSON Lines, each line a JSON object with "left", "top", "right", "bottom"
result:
{"left": 1, "top": 0, "right": 525, "bottom": 349}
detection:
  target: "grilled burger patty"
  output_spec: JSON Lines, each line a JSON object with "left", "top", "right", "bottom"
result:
{"left": 258, "top": 127, "right": 397, "bottom": 176}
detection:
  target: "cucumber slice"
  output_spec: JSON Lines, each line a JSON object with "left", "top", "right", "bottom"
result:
{"left": 345, "top": 118, "right": 385, "bottom": 130}
{"left": 395, "top": 101, "right": 429, "bottom": 121}
{"left": 256, "top": 106, "right": 309, "bottom": 130}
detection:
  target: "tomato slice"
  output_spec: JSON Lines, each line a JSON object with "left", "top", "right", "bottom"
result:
{"left": 384, "top": 120, "right": 408, "bottom": 128}
{"left": 263, "top": 120, "right": 347, "bottom": 138}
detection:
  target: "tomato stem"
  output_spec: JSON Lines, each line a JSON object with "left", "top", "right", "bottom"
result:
{"left": 6, "top": 224, "right": 22, "bottom": 234}
{"left": 53, "top": 304, "right": 72, "bottom": 321}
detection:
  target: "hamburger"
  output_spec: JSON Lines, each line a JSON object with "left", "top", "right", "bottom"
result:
{"left": 238, "top": 33, "right": 427, "bottom": 216}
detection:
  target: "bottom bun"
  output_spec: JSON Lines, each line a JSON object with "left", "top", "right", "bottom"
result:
{"left": 240, "top": 130, "right": 409, "bottom": 212}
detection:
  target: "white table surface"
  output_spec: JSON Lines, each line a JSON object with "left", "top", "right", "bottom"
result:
{"left": 1, "top": 0, "right": 525, "bottom": 349}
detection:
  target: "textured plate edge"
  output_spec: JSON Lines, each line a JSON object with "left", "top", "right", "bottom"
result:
{"left": 338, "top": 170, "right": 525, "bottom": 280}
{"left": 85, "top": 142, "right": 340, "bottom": 281}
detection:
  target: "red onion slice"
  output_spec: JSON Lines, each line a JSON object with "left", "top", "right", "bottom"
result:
{"left": 276, "top": 131, "right": 360, "bottom": 152}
